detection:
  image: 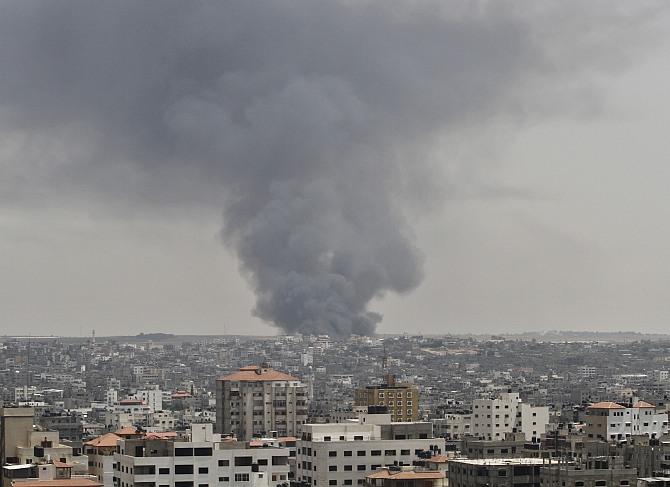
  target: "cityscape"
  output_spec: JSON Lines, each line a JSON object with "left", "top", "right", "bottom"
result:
{"left": 1, "top": 333, "right": 670, "bottom": 487}
{"left": 3, "top": 2, "right": 670, "bottom": 487}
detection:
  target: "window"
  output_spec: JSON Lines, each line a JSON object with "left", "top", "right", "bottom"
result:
{"left": 344, "top": 465, "right": 352, "bottom": 471}
{"left": 384, "top": 450, "right": 396, "bottom": 456}
{"left": 234, "top": 457, "right": 252, "bottom": 467}
{"left": 198, "top": 484, "right": 209, "bottom": 487}
{"left": 199, "top": 467, "right": 208, "bottom": 474}
{"left": 175, "top": 483, "right": 193, "bottom": 487}
{"left": 234, "top": 474, "right": 249, "bottom": 482}
{"left": 371, "top": 450, "right": 381, "bottom": 456}
{"left": 595, "top": 482, "right": 607, "bottom": 487}
{"left": 329, "top": 481, "right": 337, "bottom": 486}
{"left": 357, "top": 451, "right": 366, "bottom": 456}
{"left": 175, "top": 448, "right": 194, "bottom": 457}
{"left": 219, "top": 478, "right": 229, "bottom": 482}
{"left": 329, "top": 451, "right": 337, "bottom": 457}
{"left": 357, "top": 465, "right": 366, "bottom": 471}
{"left": 324, "top": 436, "right": 331, "bottom": 442}
{"left": 620, "top": 482, "right": 630, "bottom": 486}
{"left": 344, "top": 451, "right": 352, "bottom": 457}
{"left": 159, "top": 468, "right": 170, "bottom": 475}
{"left": 498, "top": 470, "right": 507, "bottom": 477}
{"left": 401, "top": 450, "right": 410, "bottom": 455}
{"left": 257, "top": 459, "right": 267, "bottom": 466}
{"left": 575, "top": 482, "right": 584, "bottom": 487}
{"left": 329, "top": 466, "right": 337, "bottom": 472}
{"left": 218, "top": 460, "right": 229, "bottom": 467}
{"left": 175, "top": 465, "right": 194, "bottom": 475}
{"left": 354, "top": 436, "right": 363, "bottom": 441}
{"left": 194, "top": 448, "right": 212, "bottom": 456}
{"left": 344, "top": 481, "right": 352, "bottom": 486}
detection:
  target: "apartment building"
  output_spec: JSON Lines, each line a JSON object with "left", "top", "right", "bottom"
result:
{"left": 84, "top": 433, "right": 121, "bottom": 487}
{"left": 296, "top": 411, "right": 439, "bottom": 487}
{"left": 113, "top": 424, "right": 290, "bottom": 487}
{"left": 585, "top": 401, "right": 669, "bottom": 441}
{"left": 215, "top": 366, "right": 308, "bottom": 440}
{"left": 354, "top": 375, "right": 419, "bottom": 422}
{"left": 471, "top": 392, "right": 549, "bottom": 441}
{"left": 541, "top": 458, "right": 637, "bottom": 487}
{"left": 449, "top": 458, "right": 545, "bottom": 487}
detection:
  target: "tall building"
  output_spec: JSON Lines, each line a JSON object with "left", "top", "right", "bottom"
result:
{"left": 585, "top": 400, "right": 669, "bottom": 441}
{"left": 354, "top": 375, "right": 419, "bottom": 422}
{"left": 471, "top": 392, "right": 549, "bottom": 441}
{"left": 216, "top": 365, "right": 308, "bottom": 440}
{"left": 296, "top": 409, "right": 439, "bottom": 487}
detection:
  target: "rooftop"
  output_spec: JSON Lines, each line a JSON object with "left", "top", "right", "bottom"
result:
{"left": 587, "top": 402, "right": 626, "bottom": 410}
{"left": 220, "top": 365, "right": 298, "bottom": 382}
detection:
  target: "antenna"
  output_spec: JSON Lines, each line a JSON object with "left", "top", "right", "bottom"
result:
{"left": 25, "top": 333, "right": 31, "bottom": 401}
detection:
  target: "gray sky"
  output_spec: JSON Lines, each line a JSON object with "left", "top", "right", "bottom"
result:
{"left": 1, "top": 1, "right": 670, "bottom": 336}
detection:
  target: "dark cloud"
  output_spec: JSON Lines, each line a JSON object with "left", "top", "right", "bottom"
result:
{"left": 0, "top": 1, "right": 661, "bottom": 336}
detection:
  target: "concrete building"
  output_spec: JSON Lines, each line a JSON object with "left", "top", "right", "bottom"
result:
{"left": 355, "top": 375, "right": 420, "bottom": 422}
{"left": 0, "top": 407, "right": 35, "bottom": 486}
{"left": 541, "top": 458, "right": 637, "bottom": 487}
{"left": 448, "top": 458, "right": 546, "bottom": 487}
{"left": 113, "top": 424, "right": 290, "bottom": 487}
{"left": 296, "top": 411, "right": 439, "bottom": 487}
{"left": 215, "top": 366, "right": 308, "bottom": 440}
{"left": 585, "top": 401, "right": 669, "bottom": 441}
{"left": 84, "top": 433, "right": 121, "bottom": 487}
{"left": 472, "top": 392, "right": 549, "bottom": 441}
{"left": 133, "top": 388, "right": 163, "bottom": 413}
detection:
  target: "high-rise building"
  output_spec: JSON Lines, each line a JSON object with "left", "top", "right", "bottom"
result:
{"left": 354, "top": 375, "right": 419, "bottom": 422}
{"left": 216, "top": 365, "right": 308, "bottom": 440}
{"left": 471, "top": 392, "right": 549, "bottom": 441}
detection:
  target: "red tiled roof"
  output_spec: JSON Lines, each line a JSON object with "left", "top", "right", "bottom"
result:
{"left": 633, "top": 400, "right": 656, "bottom": 408}
{"left": 144, "top": 432, "right": 178, "bottom": 440}
{"left": 366, "top": 470, "right": 444, "bottom": 480}
{"left": 114, "top": 426, "right": 142, "bottom": 436}
{"left": 84, "top": 433, "right": 121, "bottom": 448}
{"left": 221, "top": 365, "right": 298, "bottom": 382}
{"left": 426, "top": 454, "right": 450, "bottom": 463}
{"left": 587, "top": 401, "right": 625, "bottom": 409}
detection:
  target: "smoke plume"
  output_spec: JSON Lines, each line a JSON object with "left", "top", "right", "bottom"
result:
{"left": 0, "top": 1, "right": 659, "bottom": 336}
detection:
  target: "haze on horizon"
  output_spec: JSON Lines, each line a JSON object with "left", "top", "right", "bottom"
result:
{"left": 1, "top": 1, "right": 670, "bottom": 337}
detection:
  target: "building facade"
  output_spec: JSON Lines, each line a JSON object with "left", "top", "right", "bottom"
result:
{"left": 296, "top": 412, "right": 439, "bottom": 487}
{"left": 354, "top": 376, "right": 419, "bottom": 422}
{"left": 216, "top": 366, "right": 308, "bottom": 440}
{"left": 471, "top": 392, "right": 549, "bottom": 441}
{"left": 585, "top": 401, "right": 669, "bottom": 441}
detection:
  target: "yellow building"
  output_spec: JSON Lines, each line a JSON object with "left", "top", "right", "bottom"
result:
{"left": 354, "top": 375, "right": 419, "bottom": 422}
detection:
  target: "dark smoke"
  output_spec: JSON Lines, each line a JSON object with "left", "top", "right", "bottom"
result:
{"left": 0, "top": 1, "right": 660, "bottom": 336}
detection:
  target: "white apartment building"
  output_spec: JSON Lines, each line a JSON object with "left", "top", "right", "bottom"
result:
{"left": 471, "top": 392, "right": 549, "bottom": 441}
{"left": 585, "top": 400, "right": 669, "bottom": 441}
{"left": 578, "top": 366, "right": 597, "bottom": 379}
{"left": 296, "top": 412, "right": 440, "bottom": 487}
{"left": 133, "top": 388, "right": 163, "bottom": 413}
{"left": 114, "top": 424, "right": 290, "bottom": 487}
{"left": 216, "top": 366, "right": 308, "bottom": 440}
{"left": 105, "top": 400, "right": 152, "bottom": 431}
{"left": 435, "top": 413, "right": 472, "bottom": 440}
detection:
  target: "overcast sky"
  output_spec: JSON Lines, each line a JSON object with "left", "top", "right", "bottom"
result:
{"left": 1, "top": 1, "right": 670, "bottom": 336}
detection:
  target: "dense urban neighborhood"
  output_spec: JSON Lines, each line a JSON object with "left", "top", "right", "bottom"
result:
{"left": 1, "top": 333, "right": 670, "bottom": 487}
